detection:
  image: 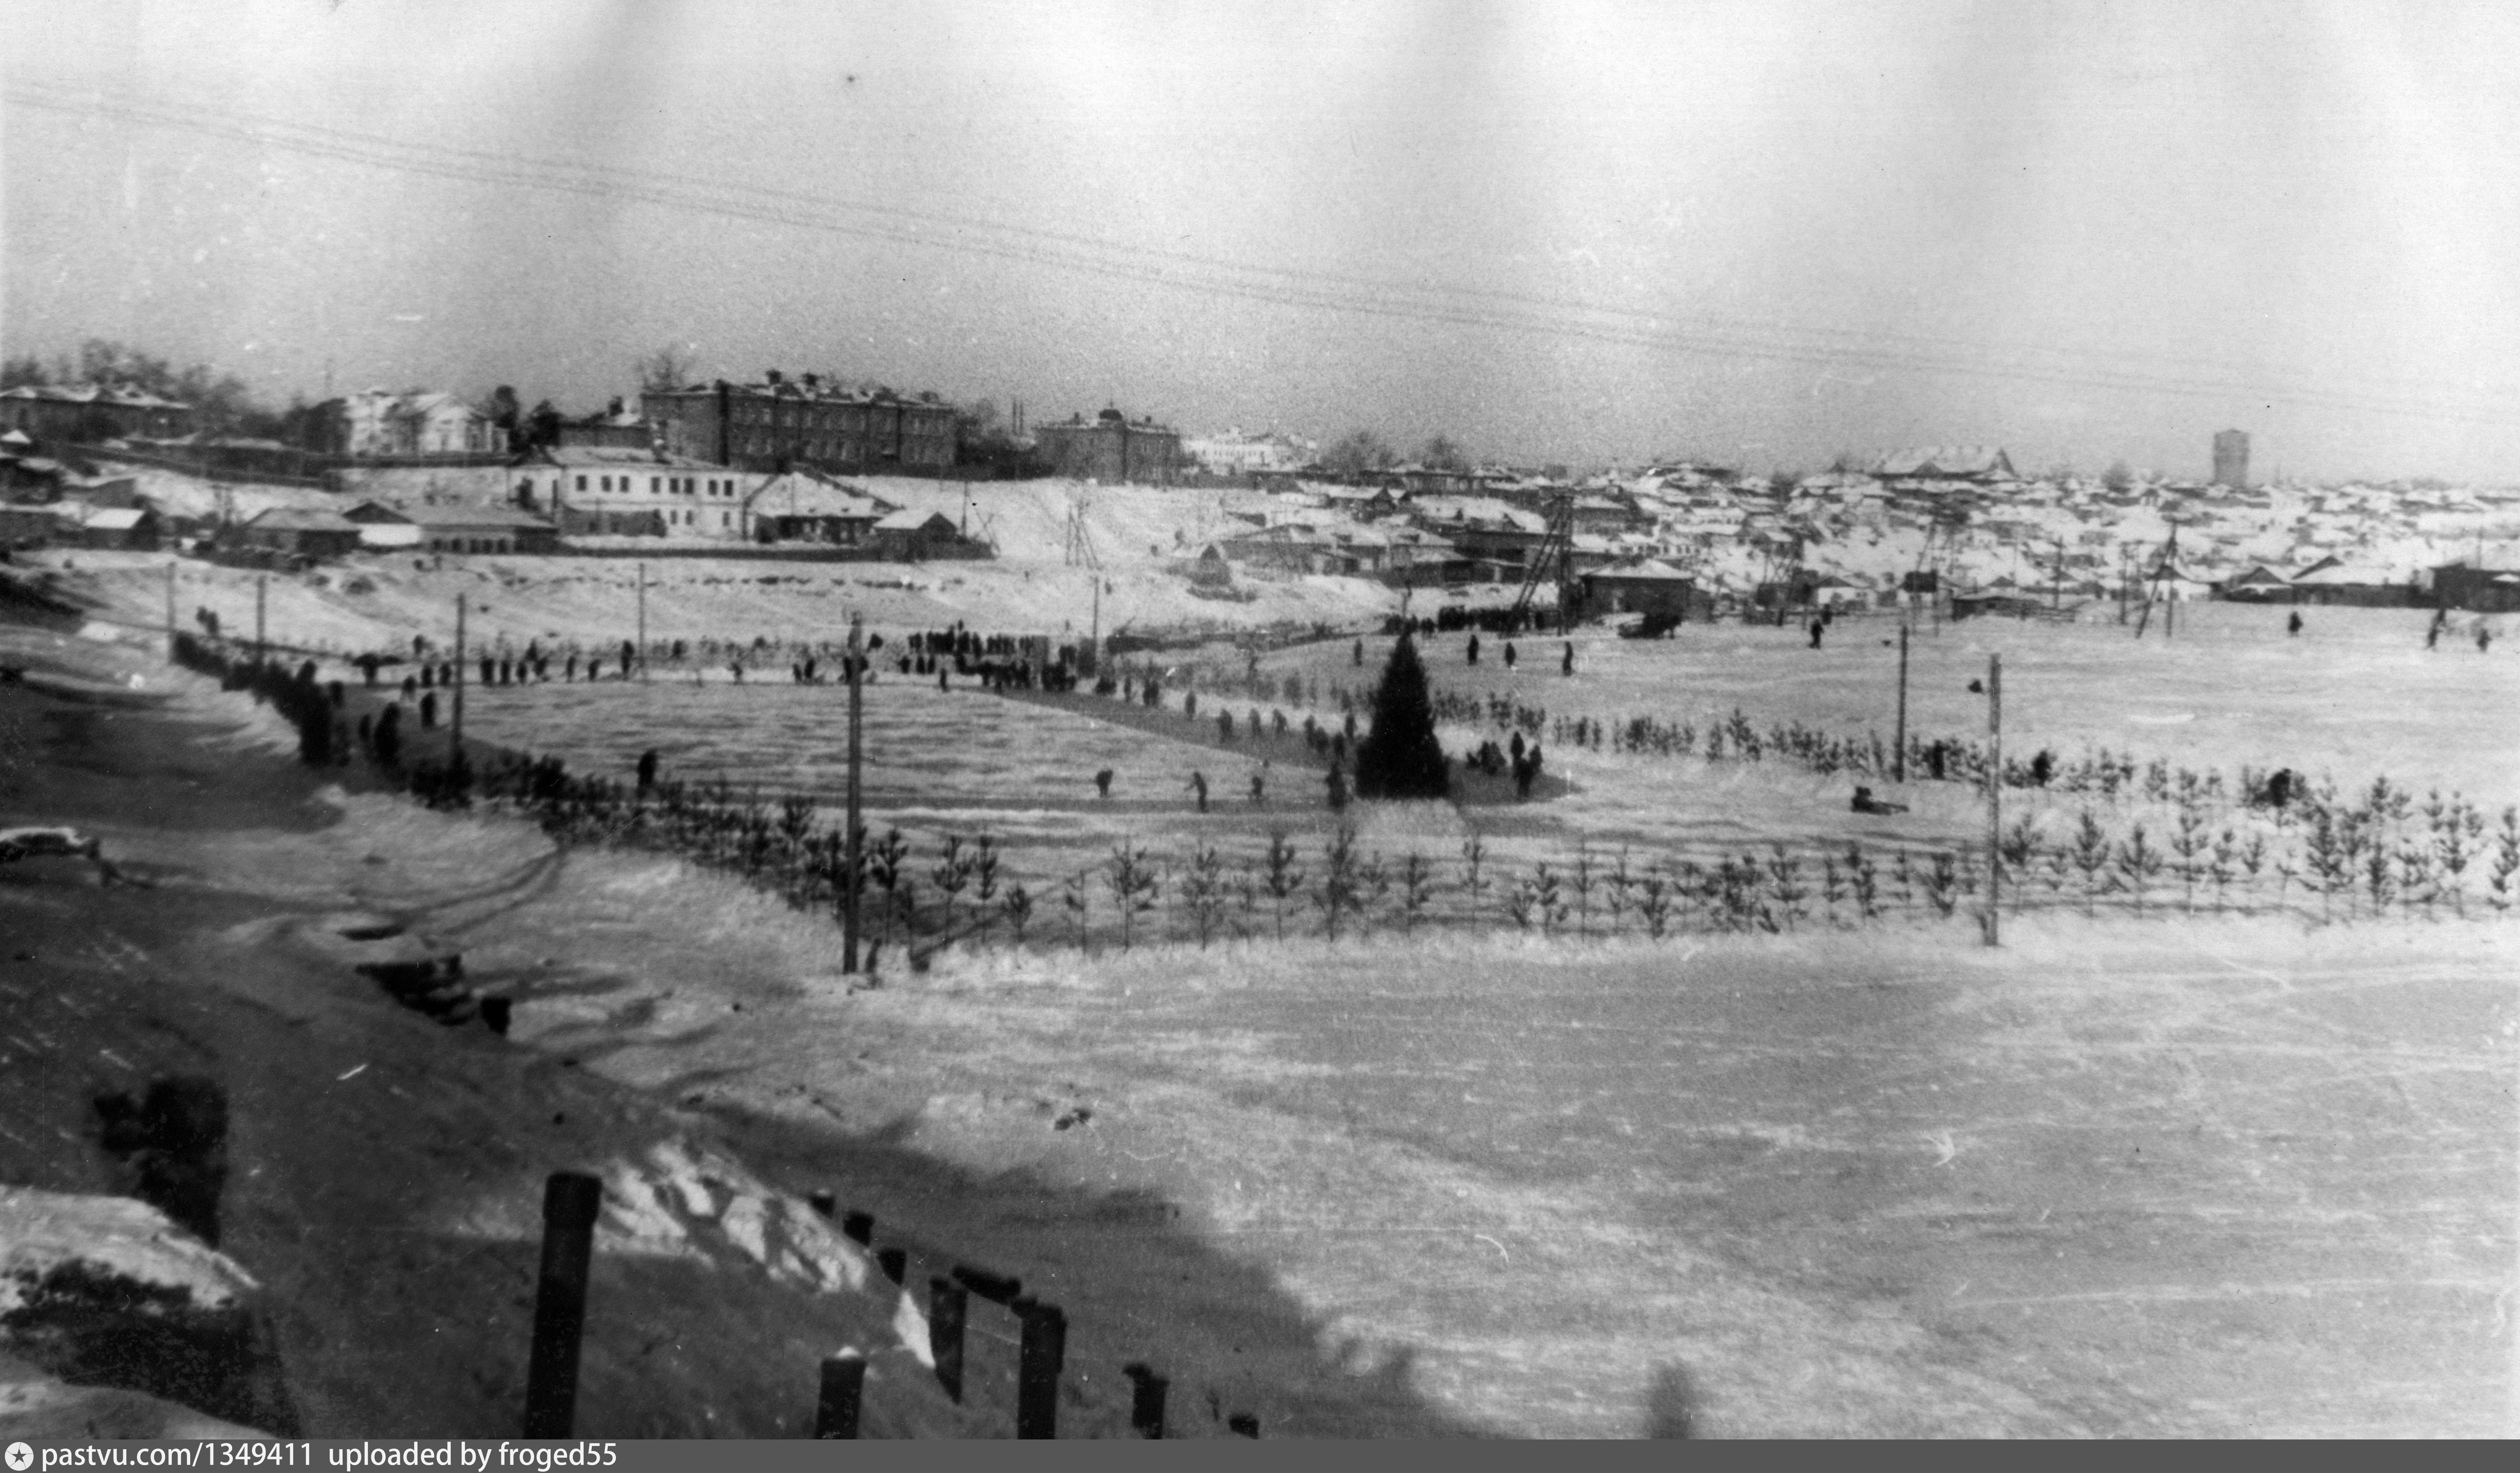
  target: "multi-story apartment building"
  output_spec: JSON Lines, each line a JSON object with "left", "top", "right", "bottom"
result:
{"left": 641, "top": 372, "right": 957, "bottom": 473}
{"left": 1033, "top": 407, "right": 1183, "bottom": 484}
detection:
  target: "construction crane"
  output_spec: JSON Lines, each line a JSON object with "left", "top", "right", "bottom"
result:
{"left": 1062, "top": 487, "right": 1100, "bottom": 570}
{"left": 2131, "top": 522, "right": 2185, "bottom": 639}
{"left": 1507, "top": 495, "right": 1577, "bottom": 634}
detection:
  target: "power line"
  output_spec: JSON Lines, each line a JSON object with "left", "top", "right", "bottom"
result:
{"left": 11, "top": 82, "right": 2518, "bottom": 429}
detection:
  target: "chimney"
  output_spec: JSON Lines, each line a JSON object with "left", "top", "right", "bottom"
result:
{"left": 802, "top": 373, "right": 820, "bottom": 391}
{"left": 765, "top": 369, "right": 783, "bottom": 386}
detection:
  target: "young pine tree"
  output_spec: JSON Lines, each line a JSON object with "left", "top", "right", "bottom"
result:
{"left": 1352, "top": 632, "right": 1452, "bottom": 800}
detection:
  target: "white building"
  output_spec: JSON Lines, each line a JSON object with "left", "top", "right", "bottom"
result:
{"left": 1184, "top": 427, "right": 1317, "bottom": 475}
{"left": 342, "top": 390, "right": 509, "bottom": 458}
{"left": 509, "top": 446, "right": 761, "bottom": 538}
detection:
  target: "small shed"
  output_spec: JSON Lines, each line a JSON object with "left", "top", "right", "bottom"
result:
{"left": 1581, "top": 556, "right": 1698, "bottom": 617}
{"left": 73, "top": 506, "right": 161, "bottom": 551}
{"left": 345, "top": 501, "right": 558, "bottom": 555}
{"left": 871, "top": 508, "right": 962, "bottom": 560}
{"left": 240, "top": 506, "right": 364, "bottom": 561}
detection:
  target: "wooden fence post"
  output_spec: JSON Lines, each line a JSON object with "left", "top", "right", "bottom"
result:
{"left": 876, "top": 1247, "right": 906, "bottom": 1285}
{"left": 814, "top": 1351, "right": 865, "bottom": 1439}
{"left": 523, "top": 1171, "right": 603, "bottom": 1437}
{"left": 1014, "top": 1300, "right": 1065, "bottom": 1439}
{"left": 1123, "top": 1362, "right": 1168, "bottom": 1439}
{"left": 927, "top": 1278, "right": 966, "bottom": 1404}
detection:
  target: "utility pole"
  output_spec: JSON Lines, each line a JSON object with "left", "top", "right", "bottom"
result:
{"left": 164, "top": 560, "right": 177, "bottom": 656}
{"left": 1088, "top": 576, "right": 1100, "bottom": 673}
{"left": 1984, "top": 653, "right": 2001, "bottom": 948}
{"left": 1893, "top": 621, "right": 1910, "bottom": 784}
{"left": 452, "top": 592, "right": 467, "bottom": 768}
{"left": 254, "top": 575, "right": 267, "bottom": 664}
{"left": 841, "top": 615, "right": 865, "bottom": 974}
{"left": 636, "top": 563, "right": 648, "bottom": 683}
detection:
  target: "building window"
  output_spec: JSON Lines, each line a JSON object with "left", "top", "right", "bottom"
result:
{"left": 576, "top": 476, "right": 588, "bottom": 491}
{"left": 650, "top": 477, "right": 660, "bottom": 493}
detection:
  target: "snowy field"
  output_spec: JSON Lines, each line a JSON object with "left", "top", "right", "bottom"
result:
{"left": 32, "top": 551, "right": 2520, "bottom": 1434}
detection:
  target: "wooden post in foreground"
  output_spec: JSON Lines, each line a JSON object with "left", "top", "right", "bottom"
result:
{"left": 1014, "top": 1300, "right": 1065, "bottom": 1439}
{"left": 523, "top": 1171, "right": 603, "bottom": 1437}
{"left": 927, "top": 1278, "right": 967, "bottom": 1404}
{"left": 1123, "top": 1363, "right": 1168, "bottom": 1439}
{"left": 452, "top": 593, "right": 467, "bottom": 768}
{"left": 254, "top": 575, "right": 267, "bottom": 664}
{"left": 842, "top": 615, "right": 865, "bottom": 974}
{"left": 1892, "top": 621, "right": 1910, "bottom": 784}
{"left": 164, "top": 560, "right": 177, "bottom": 656}
{"left": 1984, "top": 653, "right": 2002, "bottom": 948}
{"left": 814, "top": 1352, "right": 865, "bottom": 1439}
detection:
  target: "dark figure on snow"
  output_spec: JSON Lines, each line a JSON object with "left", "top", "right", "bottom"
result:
{"left": 1503, "top": 641, "right": 1517, "bottom": 670}
{"left": 1851, "top": 785, "right": 1909, "bottom": 815}
{"left": 1353, "top": 639, "right": 1364, "bottom": 667}
{"left": 636, "top": 749, "right": 659, "bottom": 793}
{"left": 2427, "top": 609, "right": 2445, "bottom": 650}
{"left": 1509, "top": 730, "right": 1525, "bottom": 762}
{"left": 1511, "top": 747, "right": 1538, "bottom": 800}
{"left": 1251, "top": 765, "right": 1267, "bottom": 807}
{"left": 1561, "top": 641, "right": 1574, "bottom": 676}
{"left": 357, "top": 653, "right": 380, "bottom": 687}
{"left": 2479, "top": 624, "right": 2494, "bottom": 653}
{"left": 2286, "top": 611, "right": 2303, "bottom": 636}
{"left": 565, "top": 652, "right": 578, "bottom": 681}
{"left": 1808, "top": 618, "right": 1824, "bottom": 650}
{"left": 402, "top": 675, "right": 418, "bottom": 699}
{"left": 419, "top": 691, "right": 438, "bottom": 729}
{"left": 481, "top": 656, "right": 495, "bottom": 686}
{"left": 938, "top": 666, "right": 949, "bottom": 694}
{"left": 621, "top": 639, "right": 636, "bottom": 675}
{"left": 1325, "top": 761, "right": 1349, "bottom": 811}
{"left": 1094, "top": 768, "right": 1114, "bottom": 800}
{"left": 373, "top": 706, "right": 402, "bottom": 768}
{"left": 1190, "top": 771, "right": 1209, "bottom": 813}
{"left": 1467, "top": 633, "right": 1481, "bottom": 666}
{"left": 419, "top": 664, "right": 435, "bottom": 690}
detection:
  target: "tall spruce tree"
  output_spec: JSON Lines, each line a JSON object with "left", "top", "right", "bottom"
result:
{"left": 1353, "top": 632, "right": 1451, "bottom": 800}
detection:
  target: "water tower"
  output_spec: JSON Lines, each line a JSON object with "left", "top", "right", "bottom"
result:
{"left": 2212, "top": 429, "right": 2250, "bottom": 489}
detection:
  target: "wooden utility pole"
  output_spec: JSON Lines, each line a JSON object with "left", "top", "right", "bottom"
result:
{"left": 1984, "top": 653, "right": 2001, "bottom": 948}
{"left": 1893, "top": 621, "right": 1910, "bottom": 783}
{"left": 452, "top": 592, "right": 467, "bottom": 766}
{"left": 163, "top": 560, "right": 177, "bottom": 655}
{"left": 842, "top": 615, "right": 865, "bottom": 974}
{"left": 636, "top": 562, "right": 648, "bottom": 683}
{"left": 254, "top": 575, "right": 267, "bottom": 664}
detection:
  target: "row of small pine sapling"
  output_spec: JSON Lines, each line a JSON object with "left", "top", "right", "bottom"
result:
{"left": 467, "top": 751, "right": 2520, "bottom": 955}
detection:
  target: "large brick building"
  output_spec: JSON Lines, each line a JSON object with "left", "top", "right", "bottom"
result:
{"left": 641, "top": 372, "right": 957, "bottom": 474}
{"left": 1034, "top": 407, "right": 1183, "bottom": 484}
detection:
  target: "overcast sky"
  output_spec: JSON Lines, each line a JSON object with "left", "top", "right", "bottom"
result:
{"left": 6, "top": 0, "right": 2519, "bottom": 480}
